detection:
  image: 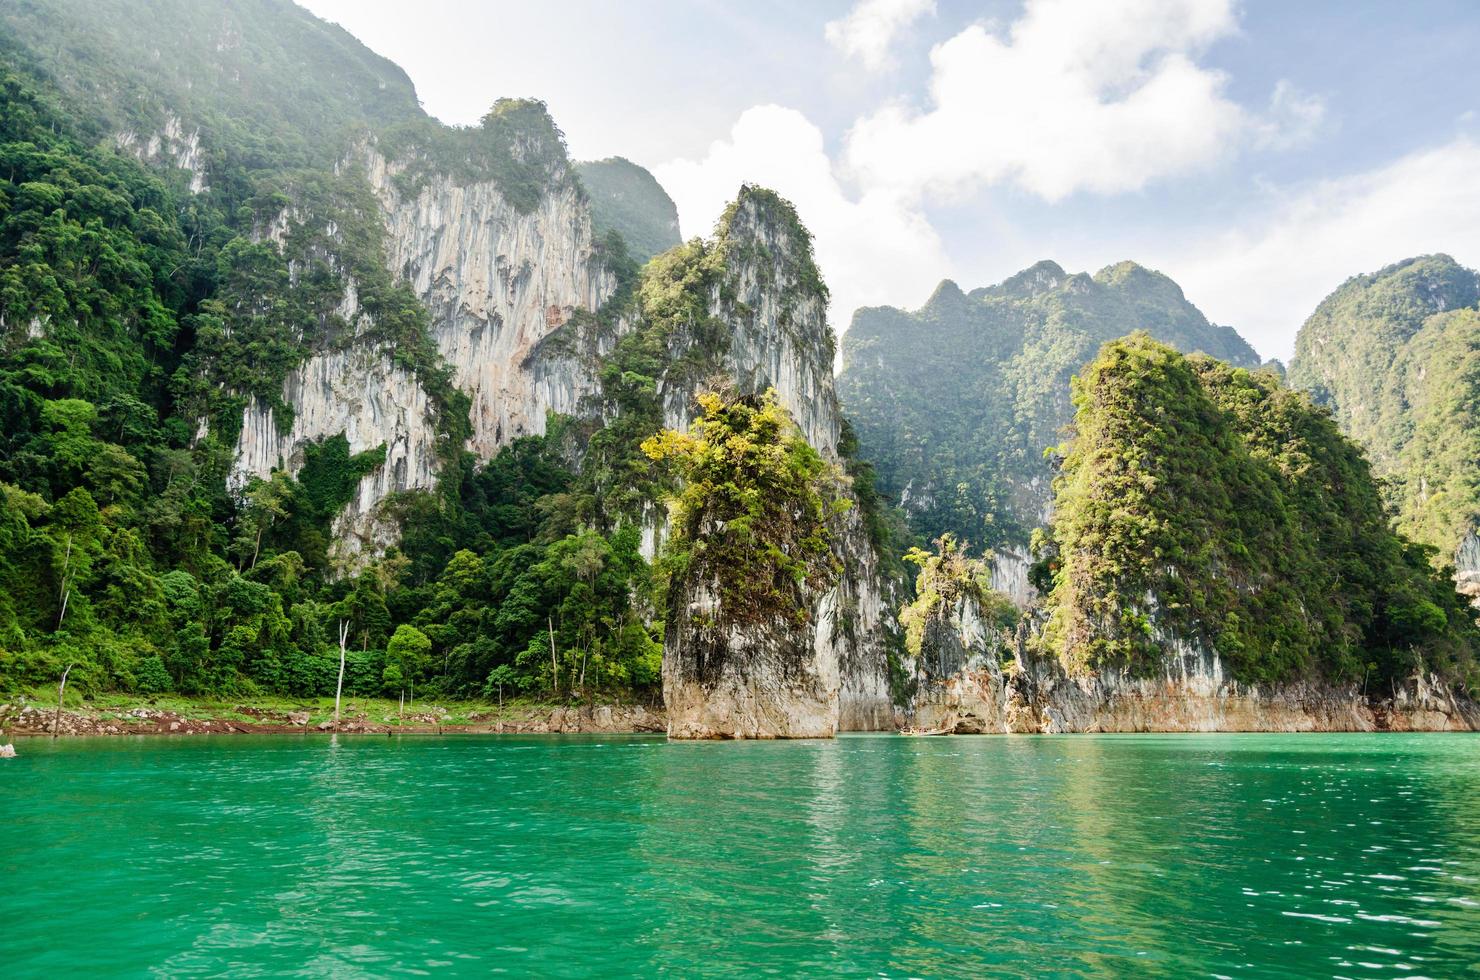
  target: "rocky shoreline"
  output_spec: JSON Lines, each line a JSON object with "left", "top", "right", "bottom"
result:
{"left": 5, "top": 688, "right": 1479, "bottom": 739}
{"left": 906, "top": 597, "right": 1480, "bottom": 735}
{"left": 0, "top": 701, "right": 668, "bottom": 738}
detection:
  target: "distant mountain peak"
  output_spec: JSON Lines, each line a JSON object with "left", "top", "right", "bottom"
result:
{"left": 923, "top": 279, "right": 968, "bottom": 311}
{"left": 991, "top": 259, "right": 1067, "bottom": 299}
{"left": 575, "top": 157, "right": 681, "bottom": 262}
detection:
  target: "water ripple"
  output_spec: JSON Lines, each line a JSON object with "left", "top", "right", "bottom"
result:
{"left": 1, "top": 733, "right": 1478, "bottom": 977}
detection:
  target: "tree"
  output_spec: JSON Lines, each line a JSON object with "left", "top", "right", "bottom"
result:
{"left": 334, "top": 619, "right": 349, "bottom": 727}
{"left": 384, "top": 624, "right": 432, "bottom": 695}
{"left": 641, "top": 387, "right": 846, "bottom": 627}
{"left": 234, "top": 472, "right": 294, "bottom": 571}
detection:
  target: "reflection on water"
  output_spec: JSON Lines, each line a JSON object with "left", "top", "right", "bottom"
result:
{"left": 2, "top": 733, "right": 1478, "bottom": 977}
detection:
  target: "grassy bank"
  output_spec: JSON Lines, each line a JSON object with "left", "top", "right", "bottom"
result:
{"left": 0, "top": 689, "right": 666, "bottom": 737}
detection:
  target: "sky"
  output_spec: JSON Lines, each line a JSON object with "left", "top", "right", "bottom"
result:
{"left": 297, "top": 0, "right": 1480, "bottom": 362}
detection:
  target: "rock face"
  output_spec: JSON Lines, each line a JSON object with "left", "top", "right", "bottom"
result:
{"left": 658, "top": 189, "right": 895, "bottom": 737}
{"left": 664, "top": 578, "right": 842, "bottom": 740}
{"left": 907, "top": 594, "right": 1010, "bottom": 734}
{"left": 1459, "top": 531, "right": 1480, "bottom": 604}
{"left": 114, "top": 113, "right": 208, "bottom": 193}
{"left": 908, "top": 596, "right": 1480, "bottom": 733}
{"left": 229, "top": 142, "right": 619, "bottom": 556}
{"left": 989, "top": 546, "right": 1034, "bottom": 608}
{"left": 232, "top": 347, "right": 439, "bottom": 564}
{"left": 365, "top": 148, "right": 618, "bottom": 459}
{"left": 656, "top": 193, "right": 840, "bottom": 459}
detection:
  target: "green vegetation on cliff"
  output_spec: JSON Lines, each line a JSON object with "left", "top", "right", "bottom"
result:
{"left": 0, "top": 1, "right": 657, "bottom": 700}
{"left": 838, "top": 260, "right": 1260, "bottom": 551}
{"left": 899, "top": 535, "right": 1016, "bottom": 658}
{"left": 643, "top": 389, "right": 845, "bottom": 629}
{"left": 1038, "top": 334, "right": 1479, "bottom": 690}
{"left": 1290, "top": 255, "right": 1480, "bottom": 586}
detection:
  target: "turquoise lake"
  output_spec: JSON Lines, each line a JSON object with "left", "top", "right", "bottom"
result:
{"left": 3, "top": 733, "right": 1479, "bottom": 977}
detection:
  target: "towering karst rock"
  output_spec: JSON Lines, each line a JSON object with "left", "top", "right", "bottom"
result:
{"left": 838, "top": 259, "right": 1259, "bottom": 602}
{"left": 1290, "top": 255, "right": 1480, "bottom": 602}
{"left": 627, "top": 188, "right": 894, "bottom": 737}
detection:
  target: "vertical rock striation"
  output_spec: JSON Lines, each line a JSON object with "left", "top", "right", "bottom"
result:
{"left": 230, "top": 346, "right": 439, "bottom": 566}
{"left": 114, "top": 113, "right": 208, "bottom": 193}
{"left": 364, "top": 147, "right": 618, "bottom": 459}
{"left": 230, "top": 135, "right": 621, "bottom": 561}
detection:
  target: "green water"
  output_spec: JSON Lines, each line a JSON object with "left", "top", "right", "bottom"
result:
{"left": 3, "top": 734, "right": 1479, "bottom": 977}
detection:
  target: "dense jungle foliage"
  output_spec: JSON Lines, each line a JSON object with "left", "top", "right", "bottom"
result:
{"left": 0, "top": 2, "right": 683, "bottom": 701}
{"left": 1290, "top": 255, "right": 1480, "bottom": 574}
{"left": 643, "top": 389, "right": 847, "bottom": 630}
{"left": 898, "top": 535, "right": 1017, "bottom": 660}
{"left": 1038, "top": 334, "right": 1480, "bottom": 691}
{"left": 837, "top": 259, "right": 1261, "bottom": 553}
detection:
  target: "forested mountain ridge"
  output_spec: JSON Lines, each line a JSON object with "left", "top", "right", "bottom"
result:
{"left": 1290, "top": 255, "right": 1480, "bottom": 603}
{"left": 836, "top": 258, "right": 1260, "bottom": 582}
{"left": 0, "top": 0, "right": 895, "bottom": 732}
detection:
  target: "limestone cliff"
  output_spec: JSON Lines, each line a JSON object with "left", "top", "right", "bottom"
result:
{"left": 1022, "top": 334, "right": 1480, "bottom": 721}
{"left": 365, "top": 146, "right": 618, "bottom": 458}
{"left": 907, "top": 593, "right": 1480, "bottom": 733}
{"left": 650, "top": 188, "right": 896, "bottom": 737}
{"left": 228, "top": 125, "right": 620, "bottom": 560}
{"left": 231, "top": 347, "right": 438, "bottom": 565}
{"left": 654, "top": 189, "right": 841, "bottom": 458}
{"left": 113, "top": 113, "right": 208, "bottom": 194}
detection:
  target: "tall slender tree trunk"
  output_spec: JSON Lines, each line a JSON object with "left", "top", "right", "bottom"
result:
{"left": 53, "top": 663, "right": 73, "bottom": 739}
{"left": 549, "top": 615, "right": 559, "bottom": 697}
{"left": 334, "top": 619, "right": 349, "bottom": 728}
{"left": 57, "top": 535, "right": 73, "bottom": 629}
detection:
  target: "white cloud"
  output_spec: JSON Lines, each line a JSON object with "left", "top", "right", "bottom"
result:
{"left": 844, "top": 0, "right": 1258, "bottom": 202}
{"left": 1158, "top": 138, "right": 1480, "bottom": 361}
{"left": 1255, "top": 80, "right": 1328, "bottom": 150}
{"left": 824, "top": 0, "right": 935, "bottom": 72}
{"left": 657, "top": 0, "right": 1349, "bottom": 349}
{"left": 654, "top": 105, "right": 951, "bottom": 335}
